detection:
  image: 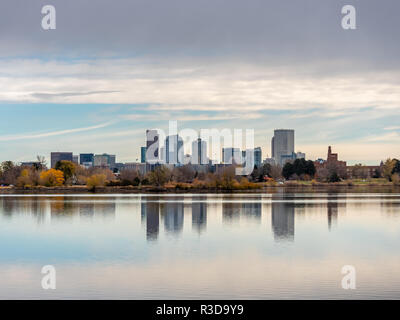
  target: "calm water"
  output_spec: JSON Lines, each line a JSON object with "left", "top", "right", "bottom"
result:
{"left": 0, "top": 193, "right": 400, "bottom": 299}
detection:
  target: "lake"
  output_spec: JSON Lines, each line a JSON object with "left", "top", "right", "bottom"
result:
{"left": 0, "top": 193, "right": 399, "bottom": 299}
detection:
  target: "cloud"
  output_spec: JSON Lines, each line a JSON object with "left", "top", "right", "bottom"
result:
{"left": 0, "top": 122, "right": 114, "bottom": 142}
{"left": 1, "top": 58, "right": 400, "bottom": 116}
{"left": 30, "top": 91, "right": 119, "bottom": 100}
{"left": 384, "top": 126, "right": 400, "bottom": 131}
{"left": 364, "top": 132, "right": 400, "bottom": 143}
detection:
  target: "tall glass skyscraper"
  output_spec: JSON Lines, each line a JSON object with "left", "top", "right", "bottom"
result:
{"left": 271, "top": 129, "right": 295, "bottom": 166}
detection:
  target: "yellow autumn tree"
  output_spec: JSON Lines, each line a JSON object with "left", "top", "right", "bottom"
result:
{"left": 86, "top": 174, "right": 107, "bottom": 190}
{"left": 40, "top": 169, "right": 64, "bottom": 187}
{"left": 17, "top": 169, "right": 33, "bottom": 187}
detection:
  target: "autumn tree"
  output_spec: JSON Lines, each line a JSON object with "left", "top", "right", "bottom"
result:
{"left": 0, "top": 161, "right": 22, "bottom": 185}
{"left": 87, "top": 174, "right": 107, "bottom": 190}
{"left": 119, "top": 169, "right": 141, "bottom": 186}
{"left": 40, "top": 169, "right": 64, "bottom": 186}
{"left": 382, "top": 159, "right": 397, "bottom": 181}
{"left": 147, "top": 166, "right": 172, "bottom": 186}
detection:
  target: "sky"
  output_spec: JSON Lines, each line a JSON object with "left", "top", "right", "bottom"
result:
{"left": 0, "top": 0, "right": 399, "bottom": 165}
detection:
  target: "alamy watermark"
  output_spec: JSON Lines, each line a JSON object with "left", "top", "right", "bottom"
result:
{"left": 341, "top": 265, "right": 356, "bottom": 290}
{"left": 145, "top": 121, "right": 255, "bottom": 175}
{"left": 41, "top": 265, "right": 56, "bottom": 290}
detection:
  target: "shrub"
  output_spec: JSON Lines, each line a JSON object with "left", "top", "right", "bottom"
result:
{"left": 17, "top": 169, "right": 34, "bottom": 188}
{"left": 392, "top": 174, "right": 400, "bottom": 186}
{"left": 87, "top": 174, "right": 107, "bottom": 190}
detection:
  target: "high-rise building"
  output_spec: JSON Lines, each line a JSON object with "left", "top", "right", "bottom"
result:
{"left": 222, "top": 147, "right": 241, "bottom": 164}
{"left": 146, "top": 129, "right": 159, "bottom": 163}
{"left": 80, "top": 153, "right": 94, "bottom": 167}
{"left": 165, "top": 134, "right": 184, "bottom": 165}
{"left": 254, "top": 147, "right": 262, "bottom": 168}
{"left": 140, "top": 147, "right": 147, "bottom": 163}
{"left": 51, "top": 152, "right": 73, "bottom": 168}
{"left": 271, "top": 129, "right": 295, "bottom": 166}
{"left": 192, "top": 138, "right": 207, "bottom": 165}
{"left": 93, "top": 153, "right": 116, "bottom": 169}
{"left": 72, "top": 155, "right": 79, "bottom": 164}
{"left": 241, "top": 149, "right": 255, "bottom": 170}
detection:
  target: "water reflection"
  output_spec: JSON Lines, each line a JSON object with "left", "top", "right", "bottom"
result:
{"left": 222, "top": 201, "right": 241, "bottom": 224}
{"left": 162, "top": 202, "right": 184, "bottom": 236}
{"left": 1, "top": 193, "right": 400, "bottom": 299}
{"left": 79, "top": 203, "right": 94, "bottom": 217}
{"left": 327, "top": 195, "right": 339, "bottom": 231}
{"left": 192, "top": 197, "right": 207, "bottom": 234}
{"left": 147, "top": 202, "right": 160, "bottom": 241}
{"left": 271, "top": 199, "right": 295, "bottom": 242}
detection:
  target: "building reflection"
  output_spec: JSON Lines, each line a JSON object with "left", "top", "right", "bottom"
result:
{"left": 192, "top": 198, "right": 207, "bottom": 234}
{"left": 141, "top": 201, "right": 160, "bottom": 241}
{"left": 271, "top": 198, "right": 295, "bottom": 242}
{"left": 162, "top": 202, "right": 184, "bottom": 235}
{"left": 241, "top": 201, "right": 262, "bottom": 221}
{"left": 94, "top": 202, "right": 116, "bottom": 219}
{"left": 79, "top": 203, "right": 94, "bottom": 217}
{"left": 327, "top": 195, "right": 338, "bottom": 231}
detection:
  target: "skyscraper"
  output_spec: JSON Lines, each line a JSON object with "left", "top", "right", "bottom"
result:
{"left": 165, "top": 134, "right": 184, "bottom": 165}
{"left": 72, "top": 155, "right": 79, "bottom": 164}
{"left": 146, "top": 129, "right": 159, "bottom": 163}
{"left": 192, "top": 138, "right": 207, "bottom": 165}
{"left": 51, "top": 152, "right": 73, "bottom": 168}
{"left": 93, "top": 153, "right": 116, "bottom": 169}
{"left": 140, "top": 147, "right": 147, "bottom": 163}
{"left": 254, "top": 147, "right": 262, "bottom": 168}
{"left": 271, "top": 129, "right": 295, "bottom": 166}
{"left": 222, "top": 147, "right": 241, "bottom": 164}
{"left": 80, "top": 153, "right": 94, "bottom": 167}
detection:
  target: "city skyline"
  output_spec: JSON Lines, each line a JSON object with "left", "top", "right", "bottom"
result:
{"left": 7, "top": 126, "right": 399, "bottom": 168}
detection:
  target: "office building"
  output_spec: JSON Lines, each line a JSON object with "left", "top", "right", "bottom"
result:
{"left": 222, "top": 147, "right": 241, "bottom": 164}
{"left": 146, "top": 129, "right": 159, "bottom": 163}
{"left": 271, "top": 129, "right": 295, "bottom": 166}
{"left": 51, "top": 152, "right": 73, "bottom": 168}
{"left": 165, "top": 134, "right": 184, "bottom": 165}
{"left": 192, "top": 138, "right": 207, "bottom": 165}
{"left": 80, "top": 153, "right": 94, "bottom": 167}
{"left": 254, "top": 147, "right": 262, "bottom": 168}
{"left": 94, "top": 153, "right": 116, "bottom": 169}
{"left": 123, "top": 162, "right": 147, "bottom": 175}
{"left": 140, "top": 147, "right": 147, "bottom": 163}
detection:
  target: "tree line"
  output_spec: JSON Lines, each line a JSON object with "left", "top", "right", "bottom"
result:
{"left": 1, "top": 157, "right": 400, "bottom": 189}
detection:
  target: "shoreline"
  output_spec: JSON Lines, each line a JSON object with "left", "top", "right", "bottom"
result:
{"left": 1, "top": 184, "right": 399, "bottom": 194}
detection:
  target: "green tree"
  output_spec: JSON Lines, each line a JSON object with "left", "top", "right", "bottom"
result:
{"left": 282, "top": 162, "right": 294, "bottom": 180}
{"left": 393, "top": 159, "right": 400, "bottom": 174}
{"left": 55, "top": 160, "right": 76, "bottom": 184}
{"left": 304, "top": 160, "right": 316, "bottom": 177}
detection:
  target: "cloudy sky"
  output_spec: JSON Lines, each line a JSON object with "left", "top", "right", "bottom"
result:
{"left": 0, "top": 0, "right": 399, "bottom": 164}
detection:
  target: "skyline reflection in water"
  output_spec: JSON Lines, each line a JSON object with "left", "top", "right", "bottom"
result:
{"left": 0, "top": 193, "right": 399, "bottom": 299}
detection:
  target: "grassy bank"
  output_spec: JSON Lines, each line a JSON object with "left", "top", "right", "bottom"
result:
{"left": 1, "top": 179, "right": 399, "bottom": 194}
